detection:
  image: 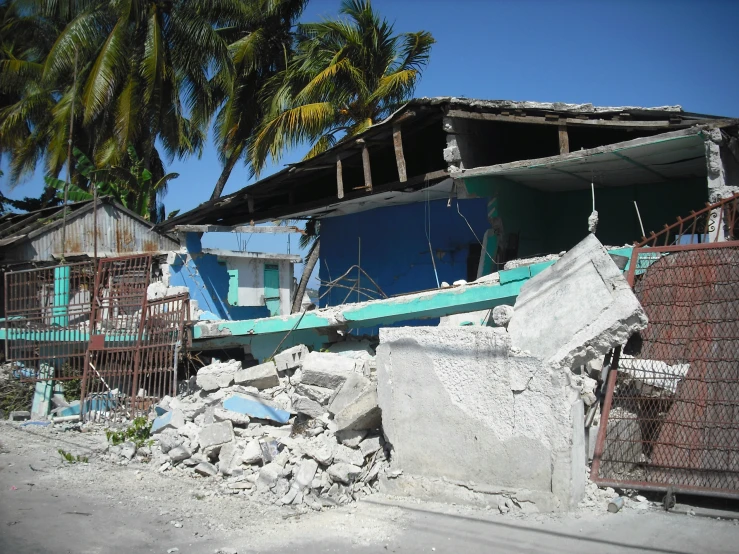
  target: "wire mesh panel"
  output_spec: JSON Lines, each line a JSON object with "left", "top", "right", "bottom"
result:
{"left": 592, "top": 242, "right": 739, "bottom": 498}
{"left": 4, "top": 262, "right": 95, "bottom": 381}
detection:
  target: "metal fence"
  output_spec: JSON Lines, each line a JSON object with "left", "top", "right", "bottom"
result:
{"left": 4, "top": 255, "right": 188, "bottom": 421}
{"left": 4, "top": 261, "right": 95, "bottom": 381}
{"left": 592, "top": 196, "right": 739, "bottom": 499}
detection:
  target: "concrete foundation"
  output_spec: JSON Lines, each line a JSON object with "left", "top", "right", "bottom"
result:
{"left": 376, "top": 326, "right": 585, "bottom": 511}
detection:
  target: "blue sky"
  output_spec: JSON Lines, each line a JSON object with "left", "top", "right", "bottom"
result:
{"left": 3, "top": 0, "right": 738, "bottom": 286}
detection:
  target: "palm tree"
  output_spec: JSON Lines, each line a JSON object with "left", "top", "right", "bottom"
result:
{"left": 1, "top": 0, "right": 243, "bottom": 184}
{"left": 249, "top": 0, "right": 435, "bottom": 173}
{"left": 250, "top": 0, "right": 434, "bottom": 312}
{"left": 44, "top": 146, "right": 179, "bottom": 222}
{"left": 206, "top": 0, "right": 307, "bottom": 201}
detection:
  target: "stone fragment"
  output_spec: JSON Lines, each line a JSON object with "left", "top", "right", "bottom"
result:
{"left": 300, "top": 352, "right": 356, "bottom": 389}
{"left": 492, "top": 305, "right": 514, "bottom": 327}
{"left": 120, "top": 442, "right": 137, "bottom": 460}
{"left": 196, "top": 360, "right": 240, "bottom": 392}
{"left": 334, "top": 387, "right": 381, "bottom": 432}
{"left": 194, "top": 462, "right": 218, "bottom": 476}
{"left": 222, "top": 394, "right": 290, "bottom": 424}
{"left": 327, "top": 463, "right": 362, "bottom": 484}
{"left": 168, "top": 445, "right": 192, "bottom": 463}
{"left": 336, "top": 429, "right": 368, "bottom": 448}
{"left": 198, "top": 421, "right": 234, "bottom": 451}
{"left": 359, "top": 436, "right": 382, "bottom": 457}
{"left": 241, "top": 439, "right": 263, "bottom": 465}
{"left": 151, "top": 409, "right": 185, "bottom": 434}
{"left": 228, "top": 481, "right": 253, "bottom": 490}
{"left": 295, "top": 384, "right": 334, "bottom": 405}
{"left": 213, "top": 407, "right": 250, "bottom": 426}
{"left": 328, "top": 373, "right": 370, "bottom": 415}
{"left": 333, "top": 444, "right": 364, "bottom": 466}
{"left": 273, "top": 345, "right": 309, "bottom": 371}
{"left": 303, "top": 435, "right": 336, "bottom": 465}
{"left": 507, "top": 234, "right": 648, "bottom": 369}
{"left": 234, "top": 361, "right": 280, "bottom": 390}
{"left": 292, "top": 396, "right": 325, "bottom": 419}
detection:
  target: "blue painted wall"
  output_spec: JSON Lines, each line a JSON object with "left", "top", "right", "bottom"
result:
{"left": 167, "top": 233, "right": 269, "bottom": 321}
{"left": 319, "top": 198, "right": 490, "bottom": 314}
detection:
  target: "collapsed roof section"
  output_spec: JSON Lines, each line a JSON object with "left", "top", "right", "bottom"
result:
{"left": 161, "top": 97, "right": 735, "bottom": 228}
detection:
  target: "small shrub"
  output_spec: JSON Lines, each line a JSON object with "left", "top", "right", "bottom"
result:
{"left": 105, "top": 416, "right": 154, "bottom": 449}
{"left": 60, "top": 377, "right": 81, "bottom": 401}
{"left": 58, "top": 449, "right": 88, "bottom": 464}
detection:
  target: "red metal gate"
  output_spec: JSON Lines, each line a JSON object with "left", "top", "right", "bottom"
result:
{"left": 3, "top": 255, "right": 189, "bottom": 421}
{"left": 592, "top": 194, "right": 739, "bottom": 499}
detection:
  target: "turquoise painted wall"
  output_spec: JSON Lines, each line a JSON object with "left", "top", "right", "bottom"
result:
{"left": 464, "top": 176, "right": 707, "bottom": 255}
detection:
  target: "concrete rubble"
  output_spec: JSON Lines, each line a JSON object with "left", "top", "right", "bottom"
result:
{"left": 113, "top": 345, "right": 388, "bottom": 510}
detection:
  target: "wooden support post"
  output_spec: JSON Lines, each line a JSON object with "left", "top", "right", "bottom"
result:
{"left": 336, "top": 156, "right": 344, "bottom": 199}
{"left": 558, "top": 125, "right": 570, "bottom": 154}
{"left": 247, "top": 196, "right": 254, "bottom": 214}
{"left": 393, "top": 125, "right": 407, "bottom": 182}
{"left": 359, "top": 140, "right": 373, "bottom": 191}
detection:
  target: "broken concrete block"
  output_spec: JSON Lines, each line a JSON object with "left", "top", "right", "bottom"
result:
{"left": 218, "top": 442, "right": 243, "bottom": 476}
{"left": 507, "top": 234, "right": 647, "bottom": 369}
{"left": 327, "top": 463, "right": 362, "bottom": 484}
{"left": 168, "top": 445, "right": 192, "bottom": 463}
{"left": 8, "top": 411, "right": 31, "bottom": 421}
{"left": 241, "top": 439, "right": 262, "bottom": 465}
{"left": 336, "top": 429, "right": 368, "bottom": 448}
{"left": 328, "top": 373, "right": 371, "bottom": 415}
{"left": 151, "top": 409, "right": 186, "bottom": 434}
{"left": 492, "top": 305, "right": 514, "bottom": 327}
{"left": 256, "top": 463, "right": 282, "bottom": 491}
{"left": 292, "top": 395, "right": 325, "bottom": 419}
{"left": 194, "top": 461, "right": 218, "bottom": 476}
{"left": 303, "top": 435, "right": 336, "bottom": 465}
{"left": 359, "top": 436, "right": 382, "bottom": 458}
{"left": 234, "top": 361, "right": 280, "bottom": 390}
{"left": 300, "top": 352, "right": 356, "bottom": 389}
{"left": 274, "top": 344, "right": 309, "bottom": 371}
{"left": 295, "top": 384, "right": 334, "bottom": 405}
{"left": 196, "top": 360, "right": 240, "bottom": 392}
{"left": 213, "top": 407, "right": 250, "bottom": 426}
{"left": 157, "top": 430, "right": 183, "bottom": 454}
{"left": 198, "top": 420, "right": 234, "bottom": 451}
{"left": 333, "top": 444, "right": 364, "bottom": 466}
{"left": 334, "top": 387, "right": 381, "bottom": 432}
{"left": 222, "top": 394, "right": 290, "bottom": 425}
{"left": 293, "top": 459, "right": 319, "bottom": 491}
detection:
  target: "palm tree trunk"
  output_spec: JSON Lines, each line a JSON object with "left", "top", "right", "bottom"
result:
{"left": 292, "top": 239, "right": 319, "bottom": 314}
{"left": 210, "top": 145, "right": 243, "bottom": 201}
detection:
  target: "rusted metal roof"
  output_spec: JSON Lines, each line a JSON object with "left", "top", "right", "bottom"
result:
{"left": 0, "top": 197, "right": 179, "bottom": 263}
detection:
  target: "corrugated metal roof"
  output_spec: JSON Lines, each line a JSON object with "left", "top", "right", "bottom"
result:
{"left": 0, "top": 197, "right": 179, "bottom": 263}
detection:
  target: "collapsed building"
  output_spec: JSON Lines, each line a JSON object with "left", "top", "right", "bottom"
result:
{"left": 3, "top": 97, "right": 739, "bottom": 512}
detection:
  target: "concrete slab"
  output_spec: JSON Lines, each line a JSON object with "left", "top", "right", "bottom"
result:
{"left": 507, "top": 234, "right": 647, "bottom": 369}
{"left": 328, "top": 373, "right": 371, "bottom": 416}
{"left": 301, "top": 352, "right": 357, "bottom": 389}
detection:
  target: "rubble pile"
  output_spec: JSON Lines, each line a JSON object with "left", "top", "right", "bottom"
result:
{"left": 138, "top": 343, "right": 388, "bottom": 509}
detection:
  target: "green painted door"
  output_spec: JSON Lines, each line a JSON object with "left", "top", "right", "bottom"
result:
{"left": 264, "top": 264, "right": 280, "bottom": 316}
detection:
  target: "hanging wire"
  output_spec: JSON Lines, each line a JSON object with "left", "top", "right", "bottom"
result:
{"left": 424, "top": 179, "right": 440, "bottom": 288}
{"left": 455, "top": 197, "right": 497, "bottom": 270}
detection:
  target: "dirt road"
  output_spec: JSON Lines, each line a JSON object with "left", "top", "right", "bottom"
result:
{"left": 1, "top": 422, "right": 737, "bottom": 554}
